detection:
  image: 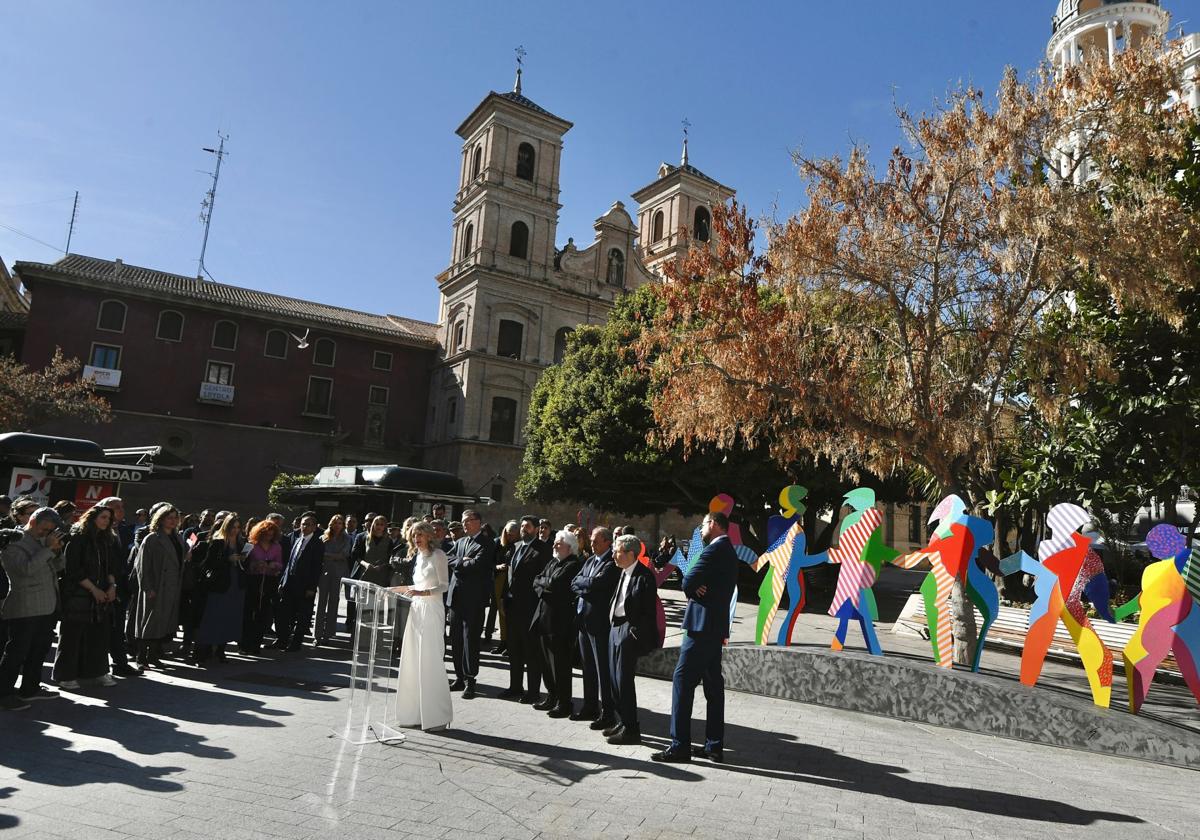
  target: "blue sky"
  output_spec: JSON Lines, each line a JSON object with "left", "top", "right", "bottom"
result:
{"left": 3, "top": 1, "right": 1197, "bottom": 323}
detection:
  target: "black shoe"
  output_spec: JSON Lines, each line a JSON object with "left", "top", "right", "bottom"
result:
{"left": 590, "top": 715, "right": 617, "bottom": 731}
{"left": 112, "top": 664, "right": 140, "bottom": 677}
{"left": 607, "top": 727, "right": 640, "bottom": 745}
{"left": 532, "top": 698, "right": 556, "bottom": 711}
{"left": 691, "top": 745, "right": 724, "bottom": 763}
{"left": 650, "top": 749, "right": 691, "bottom": 764}
{"left": 461, "top": 682, "right": 477, "bottom": 700}
{"left": 602, "top": 722, "right": 624, "bottom": 738}
{"left": 569, "top": 707, "right": 598, "bottom": 722}
{"left": 519, "top": 692, "right": 539, "bottom": 705}
{"left": 498, "top": 688, "right": 522, "bottom": 700}
{"left": 449, "top": 679, "right": 466, "bottom": 692}
{"left": 268, "top": 639, "right": 288, "bottom": 650}
{"left": 547, "top": 705, "right": 571, "bottom": 718}
{"left": 285, "top": 641, "right": 302, "bottom": 652}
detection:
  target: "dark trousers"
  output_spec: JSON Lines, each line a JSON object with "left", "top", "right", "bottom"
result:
{"left": 669, "top": 632, "right": 725, "bottom": 752}
{"left": 0, "top": 614, "right": 55, "bottom": 696}
{"left": 538, "top": 631, "right": 574, "bottom": 710}
{"left": 274, "top": 586, "right": 315, "bottom": 646}
{"left": 242, "top": 575, "right": 278, "bottom": 649}
{"left": 608, "top": 622, "right": 641, "bottom": 730}
{"left": 447, "top": 600, "right": 484, "bottom": 681}
{"left": 579, "top": 625, "right": 613, "bottom": 716}
{"left": 109, "top": 598, "right": 130, "bottom": 666}
{"left": 180, "top": 589, "right": 205, "bottom": 648}
{"left": 53, "top": 620, "right": 110, "bottom": 682}
{"left": 505, "top": 603, "right": 541, "bottom": 694}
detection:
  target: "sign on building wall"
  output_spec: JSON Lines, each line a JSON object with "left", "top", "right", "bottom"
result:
{"left": 82, "top": 365, "right": 122, "bottom": 388}
{"left": 8, "top": 468, "right": 52, "bottom": 504}
{"left": 40, "top": 458, "right": 150, "bottom": 484}
{"left": 75, "top": 482, "right": 115, "bottom": 513}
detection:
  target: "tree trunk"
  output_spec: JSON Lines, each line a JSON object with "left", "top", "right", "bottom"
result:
{"left": 951, "top": 577, "right": 977, "bottom": 667}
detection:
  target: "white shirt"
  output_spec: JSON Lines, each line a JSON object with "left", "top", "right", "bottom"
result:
{"left": 610, "top": 565, "right": 634, "bottom": 622}
{"left": 293, "top": 533, "right": 310, "bottom": 559}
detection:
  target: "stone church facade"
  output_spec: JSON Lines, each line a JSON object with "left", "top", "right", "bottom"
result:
{"left": 423, "top": 72, "right": 734, "bottom": 530}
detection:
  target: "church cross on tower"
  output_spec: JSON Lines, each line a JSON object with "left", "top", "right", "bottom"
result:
{"left": 514, "top": 45, "right": 526, "bottom": 94}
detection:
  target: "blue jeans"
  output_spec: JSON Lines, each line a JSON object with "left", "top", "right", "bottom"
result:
{"left": 668, "top": 632, "right": 724, "bottom": 752}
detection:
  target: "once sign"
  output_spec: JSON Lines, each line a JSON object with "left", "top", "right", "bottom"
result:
{"left": 40, "top": 457, "right": 150, "bottom": 484}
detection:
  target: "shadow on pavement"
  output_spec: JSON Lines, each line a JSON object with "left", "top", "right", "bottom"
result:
{"left": 25, "top": 702, "right": 234, "bottom": 760}
{"left": 635, "top": 708, "right": 1144, "bottom": 827}
{"left": 0, "top": 786, "right": 16, "bottom": 830}
{"left": 0, "top": 721, "right": 185, "bottom": 793}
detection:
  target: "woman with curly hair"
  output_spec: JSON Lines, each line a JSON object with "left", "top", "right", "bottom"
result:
{"left": 240, "top": 519, "right": 284, "bottom": 653}
{"left": 53, "top": 504, "right": 118, "bottom": 688}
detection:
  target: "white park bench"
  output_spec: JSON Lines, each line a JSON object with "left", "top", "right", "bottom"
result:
{"left": 893, "top": 594, "right": 1181, "bottom": 676}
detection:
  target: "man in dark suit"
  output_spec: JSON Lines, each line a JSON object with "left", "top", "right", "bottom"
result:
{"left": 604, "top": 533, "right": 659, "bottom": 745}
{"left": 447, "top": 508, "right": 496, "bottom": 699}
{"left": 273, "top": 512, "right": 324, "bottom": 652}
{"left": 570, "top": 526, "right": 619, "bottom": 728}
{"left": 652, "top": 511, "right": 738, "bottom": 763}
{"left": 499, "top": 515, "right": 549, "bottom": 702}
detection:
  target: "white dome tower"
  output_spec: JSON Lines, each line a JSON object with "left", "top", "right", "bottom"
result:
{"left": 1047, "top": 1, "right": 1169, "bottom": 69}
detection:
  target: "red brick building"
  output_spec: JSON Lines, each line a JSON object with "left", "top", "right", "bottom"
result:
{"left": 13, "top": 254, "right": 438, "bottom": 514}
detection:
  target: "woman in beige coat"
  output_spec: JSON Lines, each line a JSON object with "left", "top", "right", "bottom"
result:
{"left": 134, "top": 505, "right": 185, "bottom": 669}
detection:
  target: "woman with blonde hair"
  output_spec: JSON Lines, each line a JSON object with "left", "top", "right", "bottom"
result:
{"left": 392, "top": 519, "right": 451, "bottom": 731}
{"left": 194, "top": 513, "right": 245, "bottom": 664}
{"left": 133, "top": 504, "right": 184, "bottom": 669}
{"left": 315, "top": 514, "right": 352, "bottom": 645}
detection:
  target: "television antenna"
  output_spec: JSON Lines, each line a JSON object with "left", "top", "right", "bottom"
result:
{"left": 197, "top": 132, "right": 229, "bottom": 281}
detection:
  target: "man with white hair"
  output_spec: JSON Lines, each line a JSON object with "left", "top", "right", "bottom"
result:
{"left": 605, "top": 533, "right": 659, "bottom": 745}
{"left": 570, "top": 526, "right": 619, "bottom": 729}
{"left": 530, "top": 529, "right": 583, "bottom": 718}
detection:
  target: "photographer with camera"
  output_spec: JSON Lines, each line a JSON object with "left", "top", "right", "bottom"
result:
{"left": 0, "top": 507, "right": 67, "bottom": 711}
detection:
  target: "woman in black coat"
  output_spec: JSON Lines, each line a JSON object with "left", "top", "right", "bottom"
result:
{"left": 530, "top": 529, "right": 583, "bottom": 718}
{"left": 193, "top": 514, "right": 246, "bottom": 664}
{"left": 53, "top": 504, "right": 119, "bottom": 688}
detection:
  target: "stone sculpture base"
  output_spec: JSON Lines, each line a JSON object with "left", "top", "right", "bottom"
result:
{"left": 636, "top": 642, "right": 1200, "bottom": 770}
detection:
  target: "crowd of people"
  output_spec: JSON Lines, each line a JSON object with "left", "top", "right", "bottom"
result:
{"left": 0, "top": 494, "right": 739, "bottom": 763}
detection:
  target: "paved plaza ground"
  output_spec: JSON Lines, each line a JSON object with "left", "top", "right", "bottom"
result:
{"left": 3, "top": 613, "right": 1197, "bottom": 840}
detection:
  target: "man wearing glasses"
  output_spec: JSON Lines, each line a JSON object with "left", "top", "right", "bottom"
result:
{"left": 446, "top": 509, "right": 496, "bottom": 699}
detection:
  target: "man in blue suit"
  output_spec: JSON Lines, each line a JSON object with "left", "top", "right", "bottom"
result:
{"left": 652, "top": 511, "right": 738, "bottom": 763}
{"left": 273, "top": 512, "right": 324, "bottom": 652}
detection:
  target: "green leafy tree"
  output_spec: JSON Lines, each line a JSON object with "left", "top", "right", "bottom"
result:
{"left": 267, "top": 472, "right": 315, "bottom": 509}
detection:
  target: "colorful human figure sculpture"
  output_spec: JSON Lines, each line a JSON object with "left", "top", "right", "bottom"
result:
{"left": 750, "top": 486, "right": 828, "bottom": 645}
{"left": 1001, "top": 503, "right": 1115, "bottom": 707}
{"left": 893, "top": 495, "right": 999, "bottom": 671}
{"left": 674, "top": 494, "right": 758, "bottom": 632}
{"left": 1123, "top": 524, "right": 1200, "bottom": 714}
{"left": 824, "top": 488, "right": 897, "bottom": 655}
{"left": 638, "top": 540, "right": 675, "bottom": 647}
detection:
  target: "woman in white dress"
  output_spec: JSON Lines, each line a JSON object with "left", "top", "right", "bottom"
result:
{"left": 391, "top": 520, "right": 452, "bottom": 731}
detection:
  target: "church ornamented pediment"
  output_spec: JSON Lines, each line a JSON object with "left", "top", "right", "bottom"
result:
{"left": 483, "top": 371, "right": 529, "bottom": 392}
{"left": 491, "top": 301, "right": 539, "bottom": 322}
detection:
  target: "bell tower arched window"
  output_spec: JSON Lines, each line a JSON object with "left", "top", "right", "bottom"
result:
{"left": 509, "top": 221, "right": 529, "bottom": 259}
{"left": 694, "top": 206, "right": 711, "bottom": 243}
{"left": 553, "top": 327, "right": 574, "bottom": 364}
{"left": 516, "top": 143, "right": 535, "bottom": 181}
{"left": 606, "top": 248, "right": 625, "bottom": 287}
{"left": 652, "top": 210, "right": 665, "bottom": 242}
{"left": 462, "top": 222, "right": 474, "bottom": 260}
{"left": 471, "top": 145, "right": 483, "bottom": 180}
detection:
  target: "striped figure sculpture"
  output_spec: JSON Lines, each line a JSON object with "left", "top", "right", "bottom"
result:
{"left": 1002, "top": 503, "right": 1115, "bottom": 707}
{"left": 825, "top": 488, "right": 898, "bottom": 655}
{"left": 751, "top": 485, "right": 828, "bottom": 646}
{"left": 893, "top": 495, "right": 999, "bottom": 671}
{"left": 673, "top": 493, "right": 759, "bottom": 634}
{"left": 1123, "top": 524, "right": 1200, "bottom": 714}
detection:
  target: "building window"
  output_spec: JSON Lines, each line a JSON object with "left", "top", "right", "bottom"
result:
{"left": 156, "top": 310, "right": 184, "bottom": 342}
{"left": 453, "top": 322, "right": 465, "bottom": 352}
{"left": 372, "top": 350, "right": 393, "bottom": 371}
{"left": 97, "top": 300, "right": 126, "bottom": 333}
{"left": 516, "top": 142, "right": 535, "bottom": 181}
{"left": 205, "top": 360, "right": 234, "bottom": 385}
{"left": 553, "top": 327, "right": 573, "bottom": 364}
{"left": 471, "top": 145, "right": 483, "bottom": 180}
{"left": 313, "top": 337, "right": 336, "bottom": 366}
{"left": 491, "top": 482, "right": 504, "bottom": 503}
{"left": 89, "top": 343, "right": 121, "bottom": 370}
{"left": 447, "top": 397, "right": 457, "bottom": 424}
{"left": 264, "top": 329, "right": 289, "bottom": 359}
{"left": 305, "top": 376, "right": 333, "bottom": 415}
{"left": 908, "top": 505, "right": 922, "bottom": 545}
{"left": 368, "top": 385, "right": 389, "bottom": 405}
{"left": 652, "top": 210, "right": 665, "bottom": 242}
{"left": 489, "top": 396, "right": 517, "bottom": 443}
{"left": 212, "top": 320, "right": 238, "bottom": 351}
{"left": 496, "top": 319, "right": 523, "bottom": 359}
{"left": 694, "top": 206, "right": 711, "bottom": 243}
{"left": 606, "top": 248, "right": 625, "bottom": 286}
{"left": 509, "top": 221, "right": 529, "bottom": 259}
{"left": 462, "top": 222, "right": 474, "bottom": 260}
